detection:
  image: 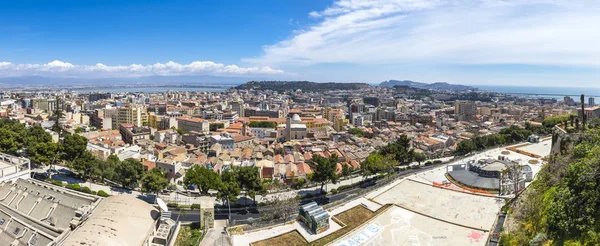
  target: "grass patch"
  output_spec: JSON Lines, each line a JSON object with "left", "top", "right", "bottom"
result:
{"left": 249, "top": 205, "right": 391, "bottom": 246}
{"left": 251, "top": 230, "right": 308, "bottom": 246}
{"left": 175, "top": 223, "right": 203, "bottom": 246}
{"left": 308, "top": 204, "right": 391, "bottom": 246}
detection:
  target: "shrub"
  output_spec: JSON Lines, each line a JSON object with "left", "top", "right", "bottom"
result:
{"left": 295, "top": 194, "right": 303, "bottom": 200}
{"left": 257, "top": 202, "right": 266, "bottom": 207}
{"left": 330, "top": 188, "right": 338, "bottom": 194}
{"left": 49, "top": 179, "right": 65, "bottom": 187}
{"left": 79, "top": 186, "right": 92, "bottom": 194}
{"left": 190, "top": 204, "right": 201, "bottom": 210}
{"left": 424, "top": 161, "right": 433, "bottom": 166}
{"left": 338, "top": 185, "right": 352, "bottom": 191}
{"left": 291, "top": 178, "right": 306, "bottom": 189}
{"left": 433, "top": 160, "right": 443, "bottom": 164}
{"left": 91, "top": 191, "right": 97, "bottom": 195}
{"left": 411, "top": 165, "right": 420, "bottom": 169}
{"left": 304, "top": 193, "right": 314, "bottom": 199}
{"left": 167, "top": 202, "right": 179, "bottom": 208}
{"left": 65, "top": 183, "right": 81, "bottom": 190}
{"left": 97, "top": 190, "right": 109, "bottom": 197}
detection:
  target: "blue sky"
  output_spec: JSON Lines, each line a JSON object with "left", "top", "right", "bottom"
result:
{"left": 0, "top": 0, "right": 599, "bottom": 86}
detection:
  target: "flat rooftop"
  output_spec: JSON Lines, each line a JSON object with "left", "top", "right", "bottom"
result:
{"left": 331, "top": 205, "right": 489, "bottom": 246}
{"left": 372, "top": 179, "right": 503, "bottom": 230}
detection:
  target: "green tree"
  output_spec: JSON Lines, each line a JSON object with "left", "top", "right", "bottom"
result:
{"left": 69, "top": 151, "right": 96, "bottom": 180}
{"left": 209, "top": 123, "right": 225, "bottom": 132}
{"left": 74, "top": 127, "right": 85, "bottom": 134}
{"left": 23, "top": 125, "right": 52, "bottom": 147}
{"left": 248, "top": 121, "right": 276, "bottom": 128}
{"left": 93, "top": 157, "right": 118, "bottom": 182}
{"left": 236, "top": 166, "right": 262, "bottom": 205}
{"left": 341, "top": 163, "right": 352, "bottom": 178}
{"left": 171, "top": 126, "right": 187, "bottom": 135}
{"left": 0, "top": 127, "right": 23, "bottom": 153}
{"left": 361, "top": 153, "right": 394, "bottom": 177}
{"left": 348, "top": 128, "right": 364, "bottom": 137}
{"left": 217, "top": 170, "right": 240, "bottom": 205}
{"left": 141, "top": 168, "right": 169, "bottom": 195}
{"left": 115, "top": 158, "right": 145, "bottom": 188}
{"left": 184, "top": 165, "right": 220, "bottom": 194}
{"left": 308, "top": 154, "right": 339, "bottom": 192}
{"left": 380, "top": 135, "right": 414, "bottom": 164}
{"left": 581, "top": 94, "right": 586, "bottom": 130}
{"left": 52, "top": 96, "right": 64, "bottom": 137}
{"left": 413, "top": 152, "right": 427, "bottom": 165}
{"left": 61, "top": 134, "right": 88, "bottom": 162}
{"left": 27, "top": 142, "right": 60, "bottom": 166}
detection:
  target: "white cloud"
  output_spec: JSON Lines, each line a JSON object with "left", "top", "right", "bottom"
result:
{"left": 246, "top": 0, "right": 600, "bottom": 67}
{"left": 0, "top": 60, "right": 285, "bottom": 78}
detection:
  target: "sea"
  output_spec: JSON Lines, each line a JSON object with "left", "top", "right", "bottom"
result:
{"left": 476, "top": 85, "right": 600, "bottom": 102}
{"left": 72, "top": 86, "right": 229, "bottom": 93}
{"left": 70, "top": 84, "right": 600, "bottom": 102}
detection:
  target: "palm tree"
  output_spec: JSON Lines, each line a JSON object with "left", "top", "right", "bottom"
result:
{"left": 581, "top": 94, "right": 586, "bottom": 131}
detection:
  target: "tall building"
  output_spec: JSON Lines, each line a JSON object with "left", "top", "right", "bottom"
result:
{"left": 148, "top": 103, "right": 167, "bottom": 115}
{"left": 363, "top": 97, "right": 380, "bottom": 107}
{"left": 230, "top": 100, "right": 245, "bottom": 117}
{"left": 32, "top": 98, "right": 57, "bottom": 112}
{"left": 177, "top": 116, "right": 209, "bottom": 133}
{"left": 455, "top": 101, "right": 477, "bottom": 121}
{"left": 116, "top": 105, "right": 146, "bottom": 127}
{"left": 589, "top": 97, "right": 595, "bottom": 107}
{"left": 88, "top": 93, "right": 111, "bottom": 102}
{"left": 563, "top": 96, "right": 576, "bottom": 106}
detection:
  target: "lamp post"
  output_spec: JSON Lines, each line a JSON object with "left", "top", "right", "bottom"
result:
{"left": 227, "top": 197, "right": 231, "bottom": 224}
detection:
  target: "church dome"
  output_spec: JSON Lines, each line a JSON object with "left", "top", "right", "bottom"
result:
{"left": 292, "top": 114, "right": 301, "bottom": 123}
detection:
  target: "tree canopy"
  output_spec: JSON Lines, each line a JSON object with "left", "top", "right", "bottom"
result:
{"left": 217, "top": 169, "right": 241, "bottom": 203}
{"left": 61, "top": 134, "right": 89, "bottom": 162}
{"left": 308, "top": 154, "right": 339, "bottom": 192}
{"left": 115, "top": 158, "right": 145, "bottom": 188}
{"left": 455, "top": 125, "right": 533, "bottom": 155}
{"left": 379, "top": 135, "right": 413, "bottom": 164}
{"left": 248, "top": 121, "right": 276, "bottom": 128}
{"left": 141, "top": 168, "right": 169, "bottom": 194}
{"left": 209, "top": 123, "right": 225, "bottom": 132}
{"left": 503, "top": 127, "right": 600, "bottom": 245}
{"left": 184, "top": 165, "right": 220, "bottom": 194}
{"left": 361, "top": 153, "right": 394, "bottom": 177}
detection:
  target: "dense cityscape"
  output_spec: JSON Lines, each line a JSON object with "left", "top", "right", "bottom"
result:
{"left": 0, "top": 79, "right": 598, "bottom": 245}
{"left": 1, "top": 0, "right": 599, "bottom": 246}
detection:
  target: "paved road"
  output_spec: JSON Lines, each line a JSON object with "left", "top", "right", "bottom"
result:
{"left": 171, "top": 162, "right": 448, "bottom": 223}
{"left": 200, "top": 220, "right": 231, "bottom": 246}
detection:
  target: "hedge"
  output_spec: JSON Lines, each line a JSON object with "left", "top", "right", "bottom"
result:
{"left": 97, "top": 190, "right": 110, "bottom": 197}
{"left": 49, "top": 179, "right": 65, "bottom": 187}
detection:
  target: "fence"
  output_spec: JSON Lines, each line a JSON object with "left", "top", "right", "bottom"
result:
{"left": 229, "top": 161, "right": 448, "bottom": 231}
{"left": 226, "top": 146, "right": 525, "bottom": 232}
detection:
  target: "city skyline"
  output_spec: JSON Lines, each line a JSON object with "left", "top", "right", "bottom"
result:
{"left": 1, "top": 0, "right": 599, "bottom": 86}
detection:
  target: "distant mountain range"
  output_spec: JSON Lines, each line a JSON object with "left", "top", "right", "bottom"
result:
{"left": 0, "top": 75, "right": 251, "bottom": 88}
{"left": 379, "top": 80, "right": 476, "bottom": 91}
